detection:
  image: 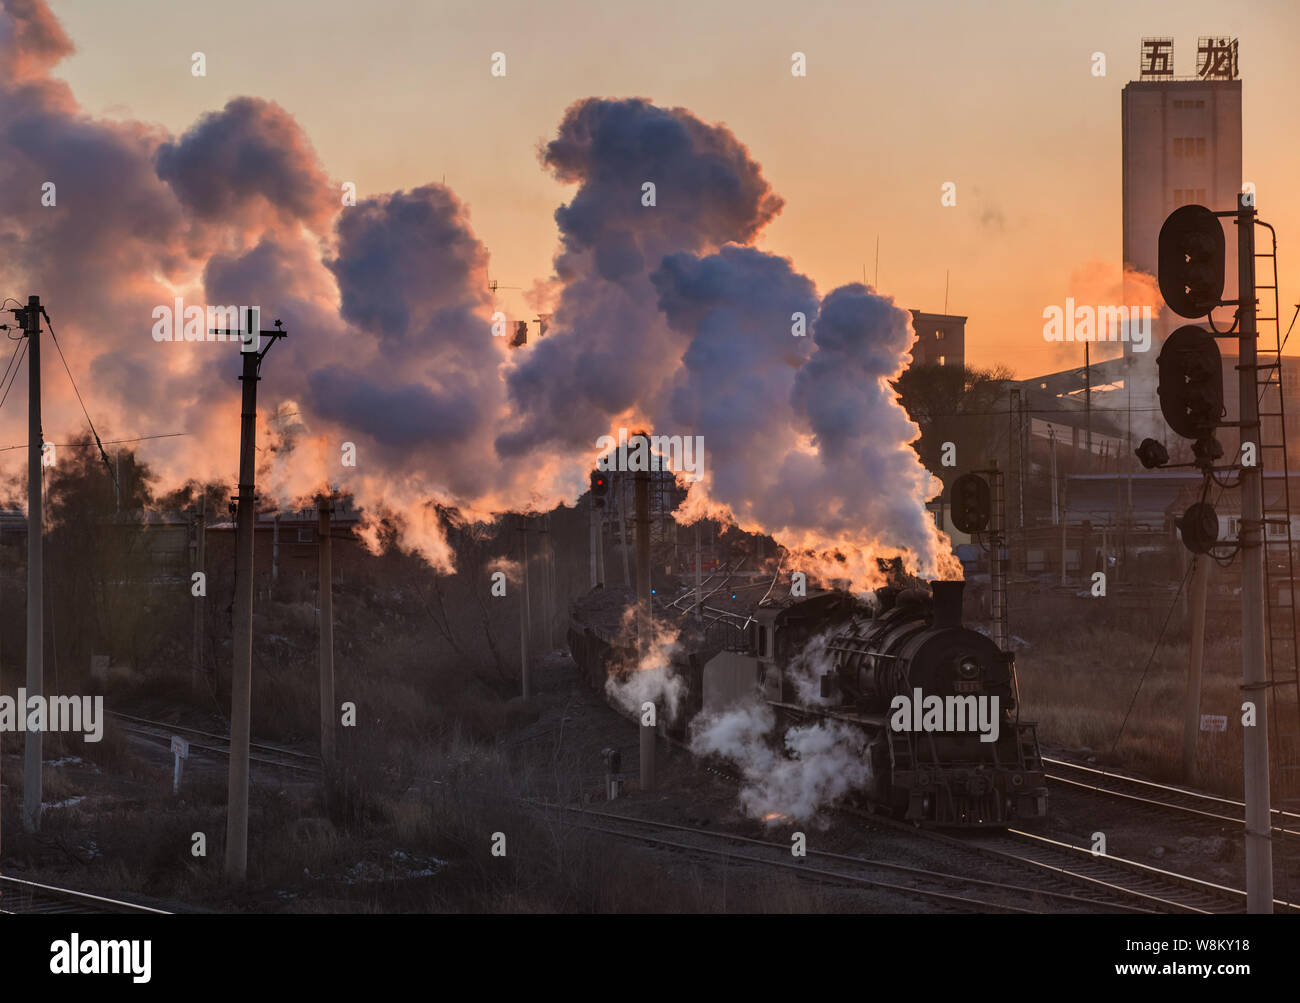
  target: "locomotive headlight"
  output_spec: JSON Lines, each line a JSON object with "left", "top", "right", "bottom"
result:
{"left": 957, "top": 658, "right": 980, "bottom": 680}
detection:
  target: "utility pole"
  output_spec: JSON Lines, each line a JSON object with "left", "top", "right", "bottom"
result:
{"left": 211, "top": 309, "right": 285, "bottom": 881}
{"left": 1049, "top": 428, "right": 1059, "bottom": 525}
{"left": 518, "top": 516, "right": 531, "bottom": 699}
{"left": 589, "top": 496, "right": 600, "bottom": 588}
{"left": 694, "top": 521, "right": 703, "bottom": 623}
{"left": 539, "top": 514, "right": 554, "bottom": 651}
{"left": 617, "top": 472, "right": 631, "bottom": 588}
{"left": 596, "top": 504, "right": 606, "bottom": 586}
{"left": 1009, "top": 387, "right": 1021, "bottom": 536}
{"left": 1237, "top": 192, "right": 1273, "bottom": 913}
{"left": 193, "top": 502, "right": 206, "bottom": 692}
{"left": 1184, "top": 555, "right": 1210, "bottom": 785}
{"left": 1019, "top": 394, "right": 1028, "bottom": 531}
{"left": 19, "top": 296, "right": 43, "bottom": 833}
{"left": 988, "top": 459, "right": 1007, "bottom": 653}
{"left": 1084, "top": 342, "right": 1092, "bottom": 473}
{"left": 318, "top": 495, "right": 335, "bottom": 763}
{"left": 635, "top": 467, "right": 655, "bottom": 791}
{"left": 272, "top": 513, "right": 280, "bottom": 585}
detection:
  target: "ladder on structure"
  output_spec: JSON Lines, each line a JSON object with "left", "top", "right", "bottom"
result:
{"left": 1252, "top": 223, "right": 1300, "bottom": 821}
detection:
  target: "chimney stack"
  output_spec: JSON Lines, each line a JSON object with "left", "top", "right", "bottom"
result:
{"left": 930, "top": 580, "right": 965, "bottom": 630}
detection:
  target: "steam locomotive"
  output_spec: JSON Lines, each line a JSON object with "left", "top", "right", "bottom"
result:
{"left": 568, "top": 578, "right": 1048, "bottom": 827}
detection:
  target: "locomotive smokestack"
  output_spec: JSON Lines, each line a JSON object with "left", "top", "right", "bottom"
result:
{"left": 930, "top": 580, "right": 965, "bottom": 630}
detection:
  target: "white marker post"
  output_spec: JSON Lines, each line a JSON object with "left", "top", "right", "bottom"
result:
{"left": 171, "top": 735, "right": 190, "bottom": 794}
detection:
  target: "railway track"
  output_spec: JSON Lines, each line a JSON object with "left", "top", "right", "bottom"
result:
{"left": 532, "top": 802, "right": 1134, "bottom": 913}
{"left": 667, "top": 736, "right": 1187, "bottom": 911}
{"left": 855, "top": 807, "right": 1300, "bottom": 915}
{"left": 674, "top": 727, "right": 1295, "bottom": 913}
{"left": 961, "top": 828, "right": 1265, "bottom": 914}
{"left": 108, "top": 711, "right": 321, "bottom": 776}
{"left": 0, "top": 875, "right": 171, "bottom": 915}
{"left": 1043, "top": 755, "right": 1300, "bottom": 839}
{"left": 104, "top": 706, "right": 1284, "bottom": 913}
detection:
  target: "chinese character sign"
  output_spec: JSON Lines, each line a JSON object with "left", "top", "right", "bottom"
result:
{"left": 1140, "top": 37, "right": 1174, "bottom": 77}
{"left": 1197, "top": 36, "right": 1239, "bottom": 80}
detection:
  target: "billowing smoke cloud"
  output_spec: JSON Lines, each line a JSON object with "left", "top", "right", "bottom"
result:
{"left": 496, "top": 96, "right": 952, "bottom": 585}
{"left": 0, "top": 0, "right": 232, "bottom": 491}
{"left": 156, "top": 97, "right": 336, "bottom": 232}
{"left": 654, "top": 251, "right": 955, "bottom": 584}
{"left": 495, "top": 97, "right": 784, "bottom": 459}
{"left": 0, "top": 0, "right": 509, "bottom": 569}
{"left": 0, "top": 1, "right": 954, "bottom": 583}
{"left": 690, "top": 699, "right": 870, "bottom": 824}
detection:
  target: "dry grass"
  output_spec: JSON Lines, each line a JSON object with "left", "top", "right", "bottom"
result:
{"left": 1018, "top": 616, "right": 1300, "bottom": 803}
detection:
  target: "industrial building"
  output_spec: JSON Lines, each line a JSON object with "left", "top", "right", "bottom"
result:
{"left": 908, "top": 310, "right": 966, "bottom": 369}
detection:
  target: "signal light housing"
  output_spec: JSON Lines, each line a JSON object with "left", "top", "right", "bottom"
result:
{"left": 590, "top": 469, "right": 609, "bottom": 501}
{"left": 1179, "top": 502, "right": 1220, "bottom": 554}
{"left": 1158, "top": 204, "right": 1226, "bottom": 319}
{"left": 1157, "top": 325, "right": 1224, "bottom": 440}
{"left": 949, "top": 473, "right": 992, "bottom": 535}
{"left": 1135, "top": 438, "right": 1170, "bottom": 469}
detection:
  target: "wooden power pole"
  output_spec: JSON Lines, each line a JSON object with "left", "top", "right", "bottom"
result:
{"left": 539, "top": 514, "right": 554, "bottom": 652}
{"left": 635, "top": 467, "right": 655, "bottom": 792}
{"left": 21, "top": 297, "right": 43, "bottom": 833}
{"left": 194, "top": 503, "right": 206, "bottom": 692}
{"left": 518, "top": 516, "right": 531, "bottom": 699}
{"left": 318, "top": 495, "right": 335, "bottom": 763}
{"left": 1184, "top": 555, "right": 1211, "bottom": 784}
{"left": 589, "top": 497, "right": 600, "bottom": 588}
{"left": 212, "top": 309, "right": 285, "bottom": 881}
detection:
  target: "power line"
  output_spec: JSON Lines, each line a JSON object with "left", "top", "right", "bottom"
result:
{"left": 0, "top": 336, "right": 27, "bottom": 414}
{"left": 912, "top": 405, "right": 1164, "bottom": 417}
{"left": 0, "top": 431, "right": 188, "bottom": 453}
{"left": 41, "top": 309, "right": 119, "bottom": 497}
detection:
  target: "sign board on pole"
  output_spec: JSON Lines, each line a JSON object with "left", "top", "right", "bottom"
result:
{"left": 171, "top": 735, "right": 190, "bottom": 794}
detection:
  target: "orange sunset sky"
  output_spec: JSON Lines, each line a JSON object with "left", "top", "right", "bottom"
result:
{"left": 47, "top": 0, "right": 1300, "bottom": 378}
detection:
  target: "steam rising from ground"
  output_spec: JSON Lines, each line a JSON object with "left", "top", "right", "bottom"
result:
{"left": 690, "top": 701, "right": 870, "bottom": 824}
{"left": 604, "top": 608, "right": 686, "bottom": 724}
{"left": 689, "top": 629, "right": 869, "bottom": 823}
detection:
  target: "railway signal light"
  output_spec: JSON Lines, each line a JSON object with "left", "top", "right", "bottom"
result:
{"left": 1135, "top": 438, "right": 1170, "bottom": 469}
{"left": 1179, "top": 501, "right": 1220, "bottom": 554}
{"left": 1158, "top": 204, "right": 1226, "bottom": 318}
{"left": 949, "top": 473, "right": 991, "bottom": 535}
{"left": 1157, "top": 325, "right": 1224, "bottom": 440}
{"left": 590, "top": 469, "right": 609, "bottom": 500}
